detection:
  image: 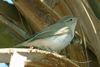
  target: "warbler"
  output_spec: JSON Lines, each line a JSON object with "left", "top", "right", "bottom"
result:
{"left": 15, "top": 16, "right": 78, "bottom": 52}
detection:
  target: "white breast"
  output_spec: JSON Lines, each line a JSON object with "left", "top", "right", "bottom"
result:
{"left": 46, "top": 34, "right": 73, "bottom": 51}
{"left": 30, "top": 33, "right": 74, "bottom": 52}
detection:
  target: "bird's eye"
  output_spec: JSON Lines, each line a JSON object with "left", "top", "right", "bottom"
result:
{"left": 66, "top": 18, "right": 72, "bottom": 22}
{"left": 69, "top": 19, "right": 72, "bottom": 21}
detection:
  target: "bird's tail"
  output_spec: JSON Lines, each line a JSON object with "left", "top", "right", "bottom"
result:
{"left": 14, "top": 41, "right": 29, "bottom": 48}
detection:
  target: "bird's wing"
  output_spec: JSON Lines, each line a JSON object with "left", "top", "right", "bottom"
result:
{"left": 15, "top": 30, "right": 56, "bottom": 47}
{"left": 27, "top": 20, "right": 66, "bottom": 42}
{"left": 28, "top": 29, "right": 57, "bottom": 42}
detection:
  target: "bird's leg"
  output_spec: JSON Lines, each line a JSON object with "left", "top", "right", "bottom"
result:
{"left": 28, "top": 45, "right": 34, "bottom": 53}
{"left": 62, "top": 48, "right": 67, "bottom": 56}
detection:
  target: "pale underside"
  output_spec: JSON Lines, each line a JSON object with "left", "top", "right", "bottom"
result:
{"left": 27, "top": 32, "right": 73, "bottom": 52}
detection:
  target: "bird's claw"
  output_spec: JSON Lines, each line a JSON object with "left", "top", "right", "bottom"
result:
{"left": 28, "top": 46, "right": 34, "bottom": 53}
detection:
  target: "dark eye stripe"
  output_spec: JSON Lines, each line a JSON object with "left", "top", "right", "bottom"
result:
{"left": 66, "top": 18, "right": 73, "bottom": 22}
{"left": 69, "top": 19, "right": 72, "bottom": 21}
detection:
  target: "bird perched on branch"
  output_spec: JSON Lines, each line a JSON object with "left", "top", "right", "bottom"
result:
{"left": 15, "top": 16, "right": 78, "bottom": 52}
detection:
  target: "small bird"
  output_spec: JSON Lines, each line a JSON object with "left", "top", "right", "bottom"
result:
{"left": 15, "top": 16, "right": 78, "bottom": 52}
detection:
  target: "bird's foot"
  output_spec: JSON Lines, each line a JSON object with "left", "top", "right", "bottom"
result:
{"left": 28, "top": 46, "right": 34, "bottom": 53}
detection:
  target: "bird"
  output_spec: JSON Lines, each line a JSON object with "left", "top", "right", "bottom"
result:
{"left": 15, "top": 16, "right": 78, "bottom": 52}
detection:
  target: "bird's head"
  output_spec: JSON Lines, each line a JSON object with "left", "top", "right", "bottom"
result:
{"left": 54, "top": 16, "right": 78, "bottom": 35}
{"left": 63, "top": 16, "right": 78, "bottom": 31}
{"left": 64, "top": 16, "right": 78, "bottom": 27}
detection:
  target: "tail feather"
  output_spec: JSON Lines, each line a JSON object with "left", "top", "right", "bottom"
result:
{"left": 14, "top": 41, "right": 29, "bottom": 48}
